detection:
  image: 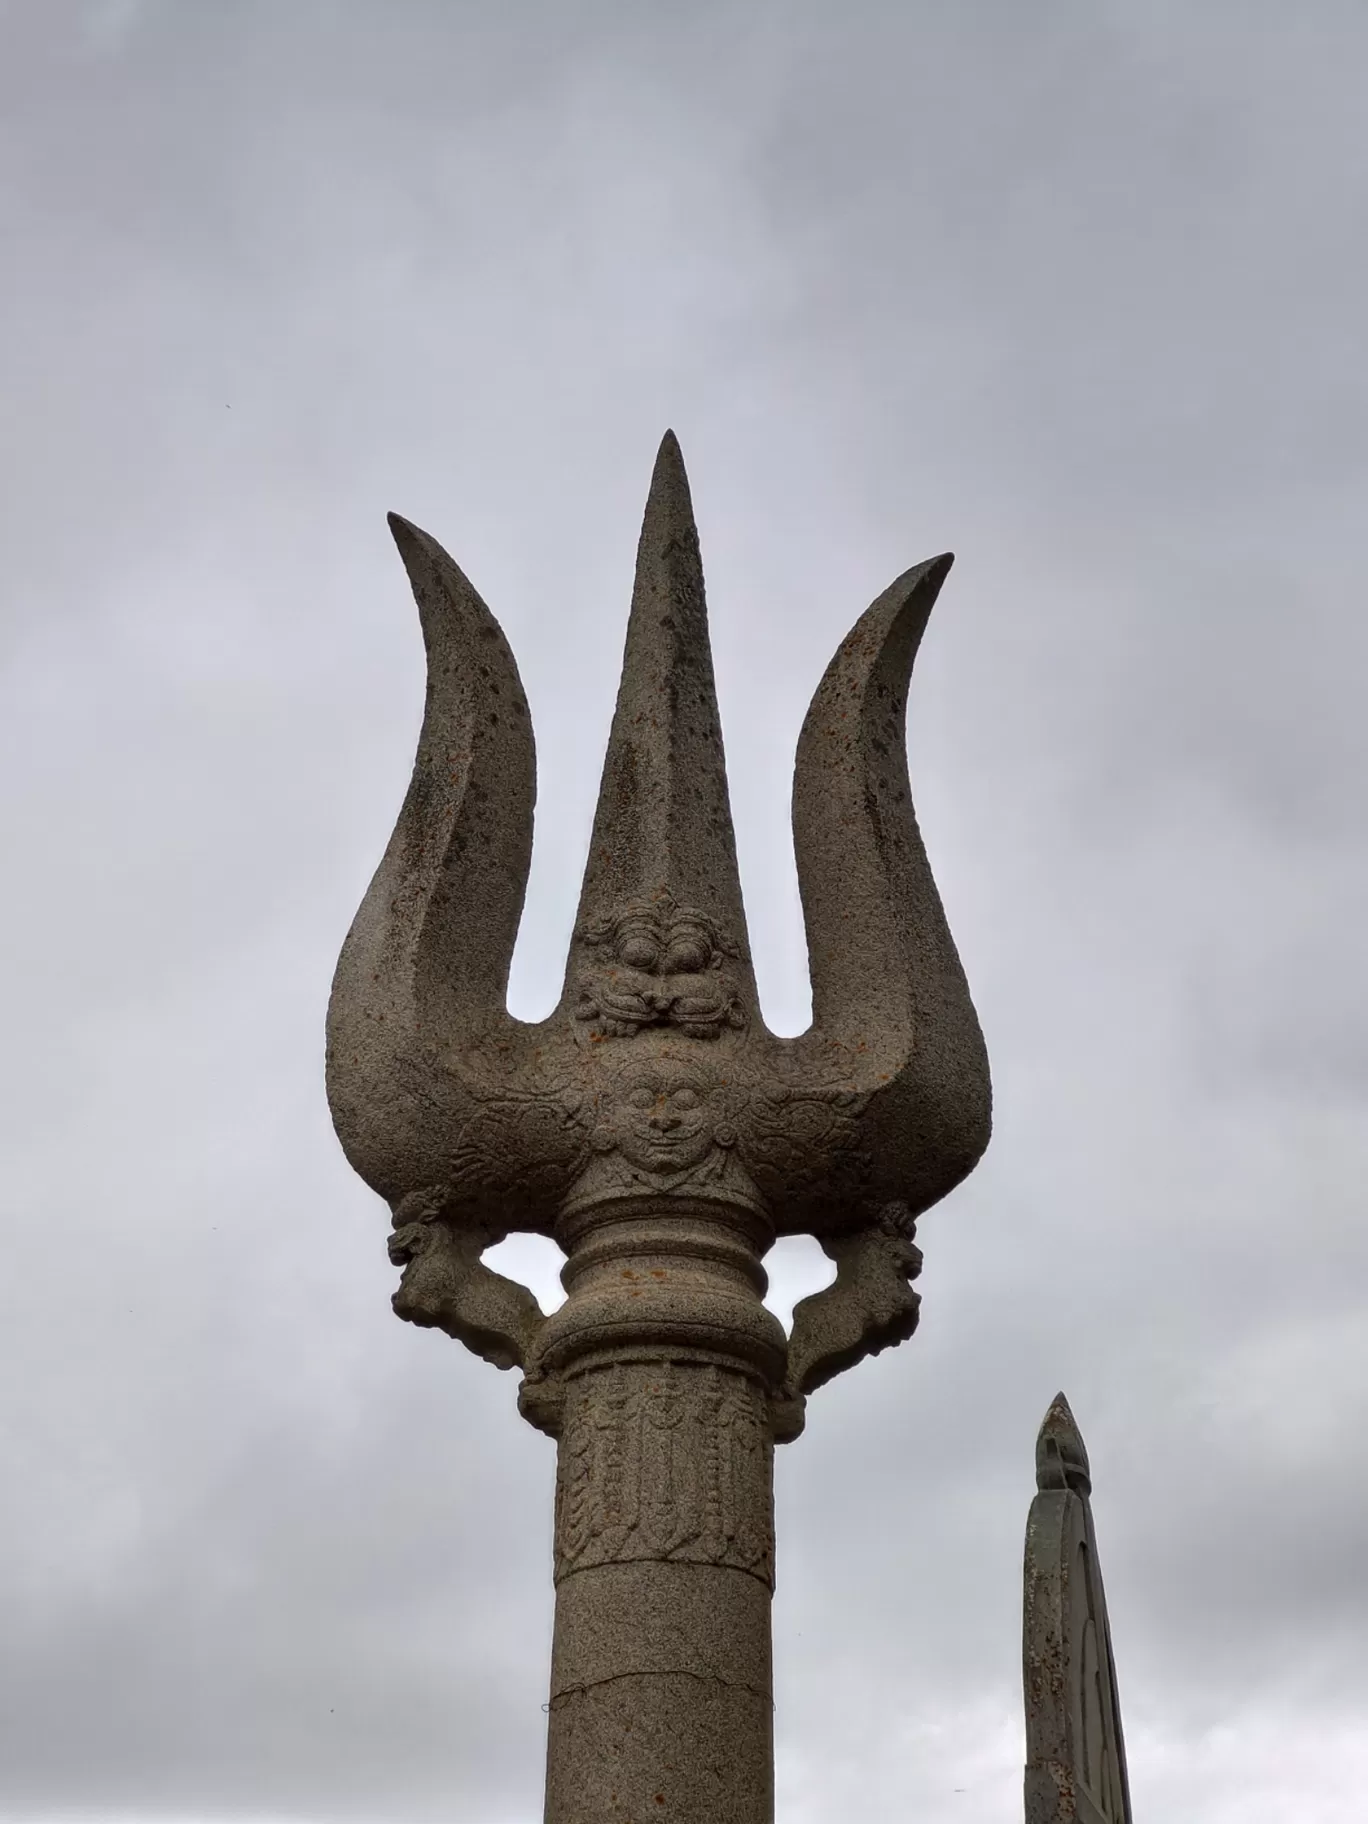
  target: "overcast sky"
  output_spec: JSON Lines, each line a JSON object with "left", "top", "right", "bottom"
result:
{"left": 2, "top": 4, "right": 1366, "bottom": 1821}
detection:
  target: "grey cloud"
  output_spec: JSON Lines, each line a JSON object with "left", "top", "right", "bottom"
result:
{"left": 2, "top": 4, "right": 1365, "bottom": 1822}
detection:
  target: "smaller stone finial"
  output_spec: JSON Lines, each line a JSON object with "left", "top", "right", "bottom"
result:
{"left": 1035, "top": 1391, "right": 1092, "bottom": 1496}
{"left": 1023, "top": 1394, "right": 1132, "bottom": 1824}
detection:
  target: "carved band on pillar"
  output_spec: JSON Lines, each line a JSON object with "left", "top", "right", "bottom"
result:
{"left": 553, "top": 1359, "right": 775, "bottom": 1587}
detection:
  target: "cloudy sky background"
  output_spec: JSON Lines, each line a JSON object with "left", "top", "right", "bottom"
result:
{"left": 2, "top": 3, "right": 1366, "bottom": 1820}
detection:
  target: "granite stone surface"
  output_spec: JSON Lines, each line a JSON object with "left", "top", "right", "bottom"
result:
{"left": 327, "top": 433, "right": 991, "bottom": 1821}
{"left": 1023, "top": 1394, "right": 1134, "bottom": 1824}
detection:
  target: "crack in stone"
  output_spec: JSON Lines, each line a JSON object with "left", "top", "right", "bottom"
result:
{"left": 548, "top": 1668, "right": 773, "bottom": 1711}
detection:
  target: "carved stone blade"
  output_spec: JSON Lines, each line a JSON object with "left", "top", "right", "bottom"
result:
{"left": 326, "top": 513, "right": 539, "bottom": 1207}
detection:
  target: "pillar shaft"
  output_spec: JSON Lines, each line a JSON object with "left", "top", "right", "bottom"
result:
{"left": 535, "top": 1201, "right": 786, "bottom": 1824}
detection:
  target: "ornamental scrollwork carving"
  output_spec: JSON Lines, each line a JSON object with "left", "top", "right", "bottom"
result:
{"left": 737, "top": 1079, "right": 873, "bottom": 1212}
{"left": 438, "top": 1087, "right": 592, "bottom": 1216}
{"left": 552, "top": 1361, "right": 775, "bottom": 1587}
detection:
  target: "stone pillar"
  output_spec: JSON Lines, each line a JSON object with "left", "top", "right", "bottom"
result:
{"left": 532, "top": 1199, "right": 789, "bottom": 1824}
{"left": 326, "top": 431, "right": 992, "bottom": 1824}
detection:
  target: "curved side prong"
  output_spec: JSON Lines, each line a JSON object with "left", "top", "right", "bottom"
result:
{"left": 788, "top": 557, "right": 991, "bottom": 1215}
{"left": 325, "top": 516, "right": 537, "bottom": 1203}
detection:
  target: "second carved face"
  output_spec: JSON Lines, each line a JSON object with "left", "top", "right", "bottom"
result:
{"left": 590, "top": 1060, "right": 738, "bottom": 1176}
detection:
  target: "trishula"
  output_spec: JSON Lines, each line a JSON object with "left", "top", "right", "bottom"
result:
{"left": 327, "top": 433, "right": 991, "bottom": 1824}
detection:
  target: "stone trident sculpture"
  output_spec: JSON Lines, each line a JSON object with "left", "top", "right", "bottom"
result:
{"left": 327, "top": 433, "right": 991, "bottom": 1823}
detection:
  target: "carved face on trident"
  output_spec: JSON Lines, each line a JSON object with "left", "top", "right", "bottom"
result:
{"left": 326, "top": 432, "right": 990, "bottom": 1824}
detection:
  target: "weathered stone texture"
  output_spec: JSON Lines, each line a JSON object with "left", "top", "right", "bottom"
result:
{"left": 1023, "top": 1394, "right": 1133, "bottom": 1824}
{"left": 553, "top": 1361, "right": 775, "bottom": 1586}
{"left": 327, "top": 433, "right": 991, "bottom": 1822}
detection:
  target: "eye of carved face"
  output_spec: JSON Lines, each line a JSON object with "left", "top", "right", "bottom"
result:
{"left": 617, "top": 925, "right": 663, "bottom": 972}
{"left": 662, "top": 933, "right": 711, "bottom": 974}
{"left": 625, "top": 1082, "right": 704, "bottom": 1125}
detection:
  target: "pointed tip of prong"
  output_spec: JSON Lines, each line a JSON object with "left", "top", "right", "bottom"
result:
{"left": 892, "top": 551, "right": 953, "bottom": 596}
{"left": 386, "top": 510, "right": 429, "bottom": 565}
{"left": 1036, "top": 1391, "right": 1092, "bottom": 1496}
{"left": 385, "top": 511, "right": 461, "bottom": 637}
{"left": 565, "top": 425, "right": 755, "bottom": 1007}
{"left": 643, "top": 428, "right": 693, "bottom": 522}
